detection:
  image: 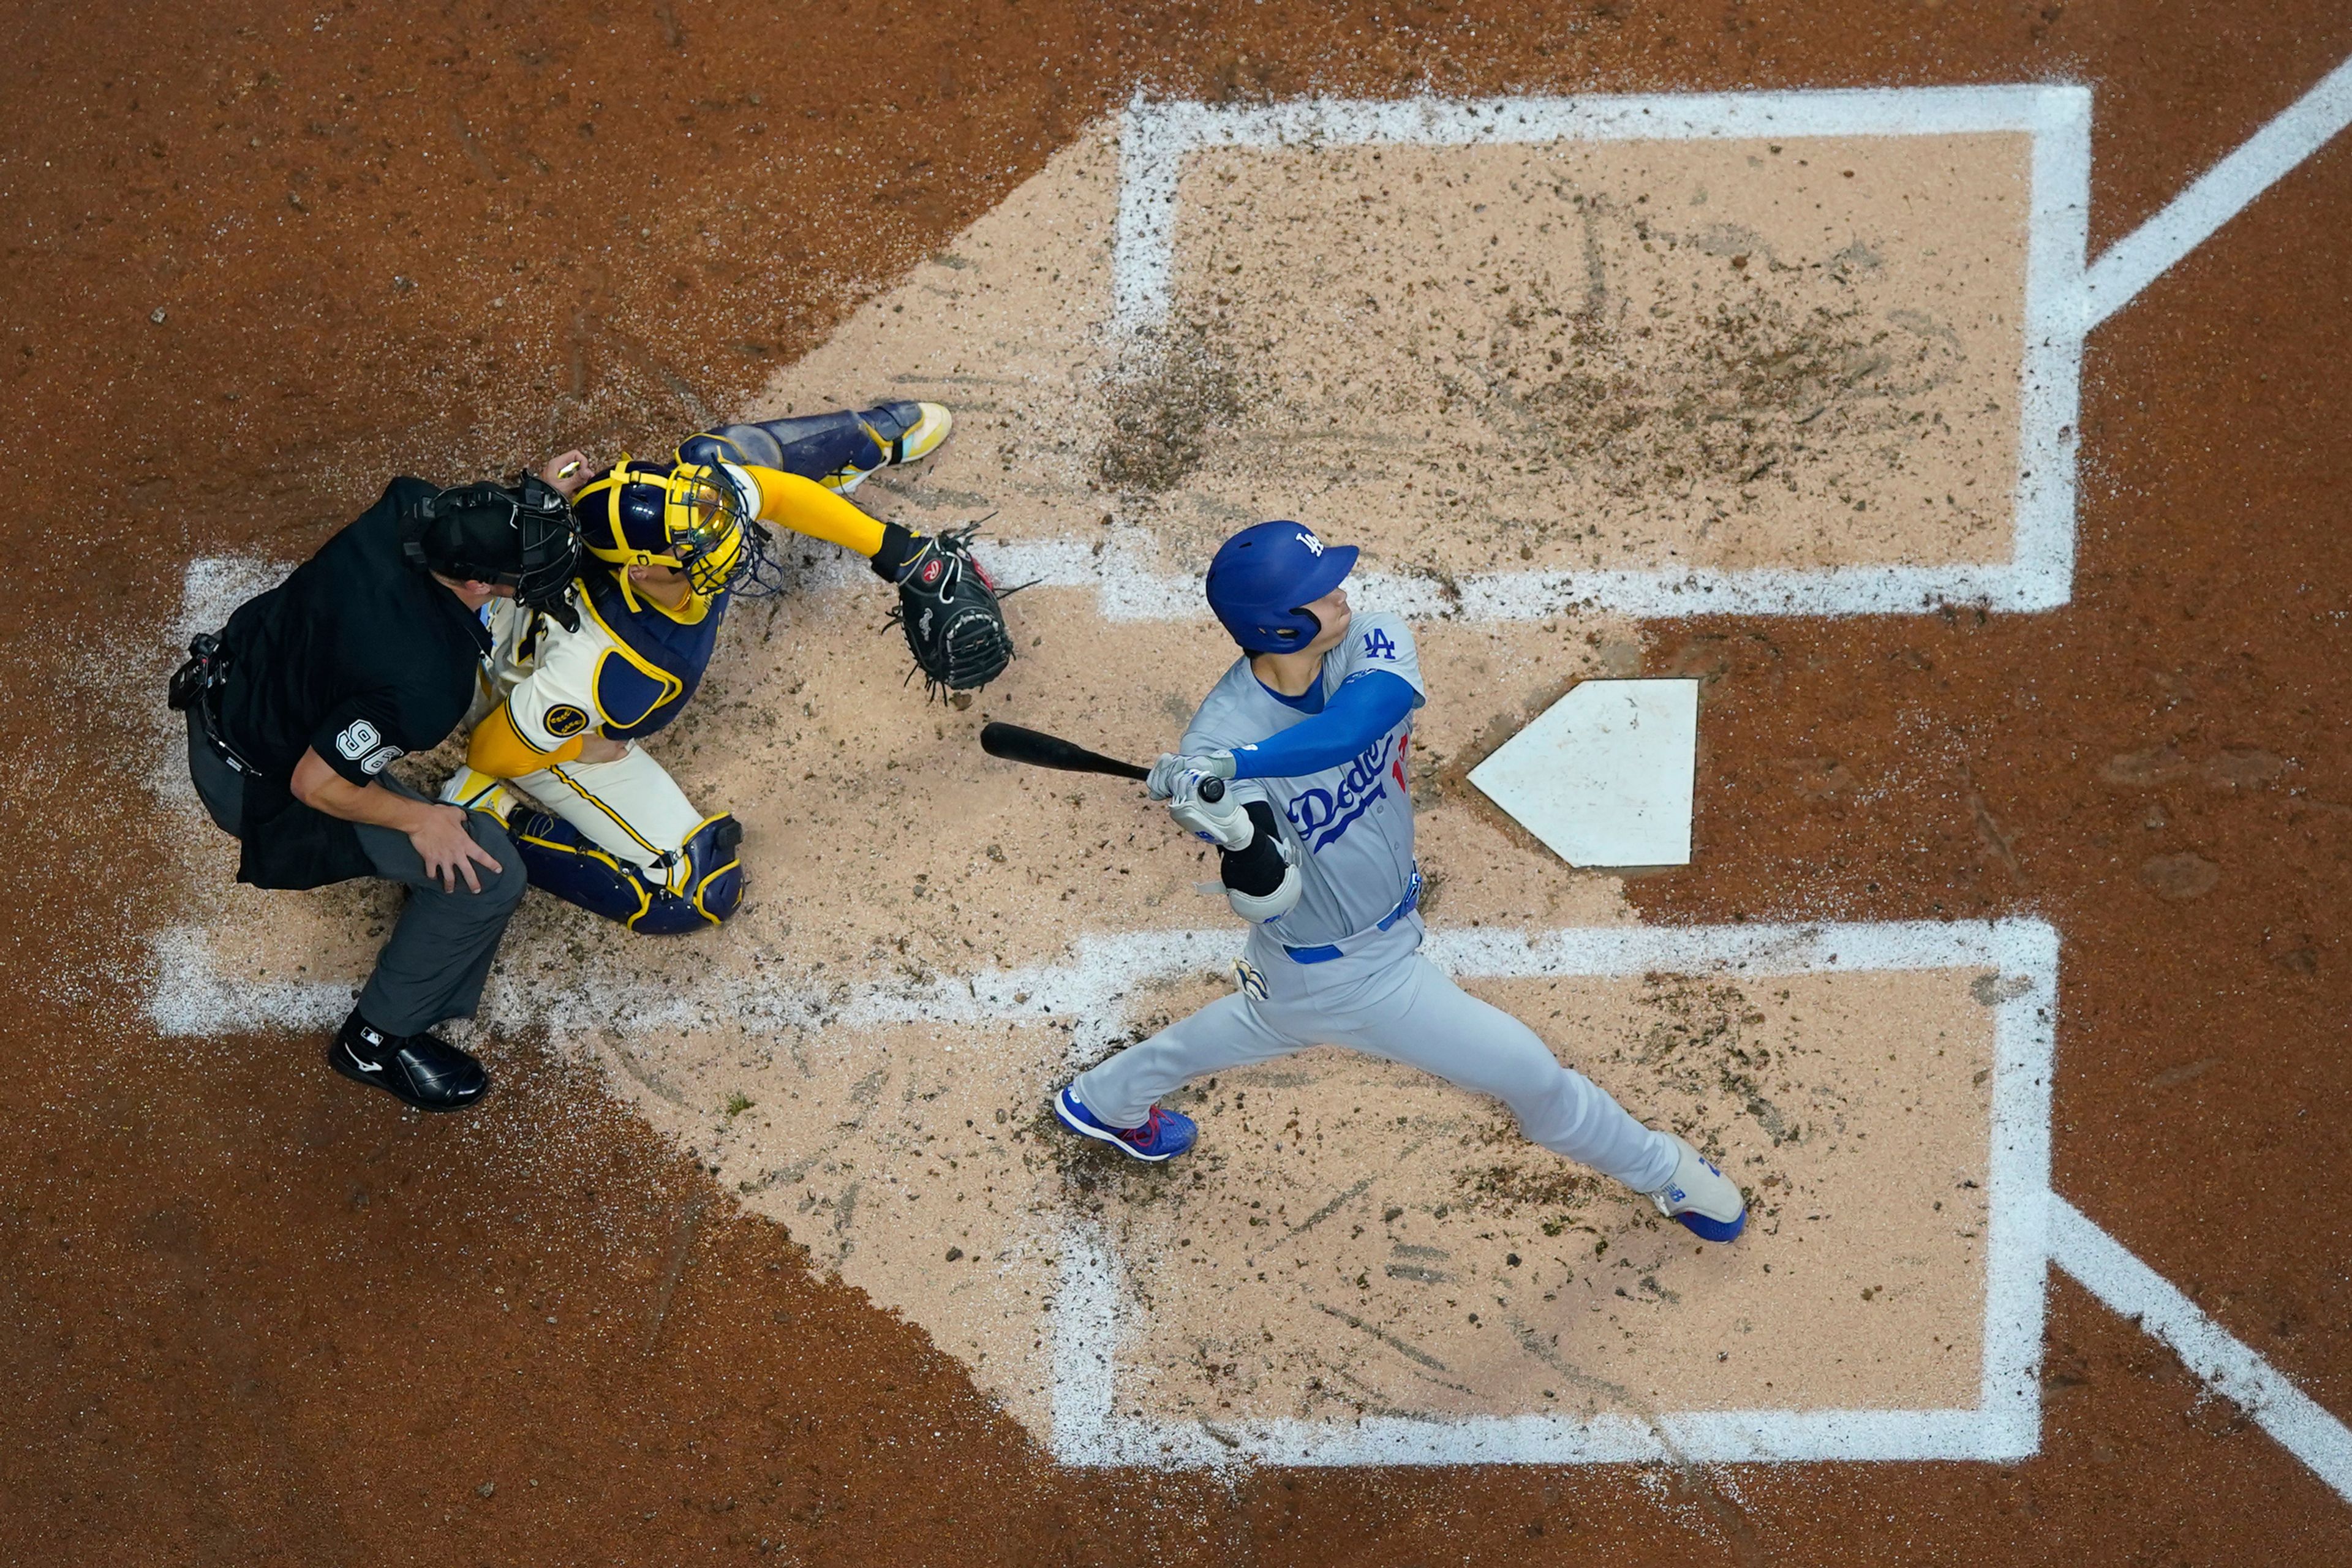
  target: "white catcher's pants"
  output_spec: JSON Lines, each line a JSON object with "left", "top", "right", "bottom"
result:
{"left": 1070, "top": 913, "right": 1679, "bottom": 1193}
{"left": 448, "top": 744, "right": 705, "bottom": 871}
{"left": 510, "top": 744, "right": 706, "bottom": 872}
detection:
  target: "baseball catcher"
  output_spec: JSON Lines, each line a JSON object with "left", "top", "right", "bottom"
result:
{"left": 441, "top": 400, "right": 1007, "bottom": 933}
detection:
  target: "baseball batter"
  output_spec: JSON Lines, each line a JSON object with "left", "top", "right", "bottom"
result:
{"left": 1051, "top": 521, "right": 1746, "bottom": 1242}
{"left": 440, "top": 401, "right": 1014, "bottom": 933}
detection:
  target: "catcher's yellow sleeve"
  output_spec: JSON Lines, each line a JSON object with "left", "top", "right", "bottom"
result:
{"left": 739, "top": 464, "right": 886, "bottom": 558}
{"left": 469, "top": 700, "right": 583, "bottom": 778}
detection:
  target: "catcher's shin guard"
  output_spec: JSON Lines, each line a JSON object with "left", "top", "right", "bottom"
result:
{"left": 685, "top": 401, "right": 952, "bottom": 493}
{"left": 510, "top": 809, "right": 745, "bottom": 934}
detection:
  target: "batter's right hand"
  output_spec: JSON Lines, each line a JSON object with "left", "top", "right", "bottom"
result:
{"left": 1146, "top": 750, "right": 1236, "bottom": 800}
{"left": 412, "top": 802, "right": 505, "bottom": 894}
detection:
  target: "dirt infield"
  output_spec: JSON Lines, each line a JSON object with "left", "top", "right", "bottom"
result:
{"left": 8, "top": 1, "right": 2352, "bottom": 1564}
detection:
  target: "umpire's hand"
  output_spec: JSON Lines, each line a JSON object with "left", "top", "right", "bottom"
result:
{"left": 412, "top": 803, "right": 506, "bottom": 894}
{"left": 292, "top": 748, "right": 509, "bottom": 894}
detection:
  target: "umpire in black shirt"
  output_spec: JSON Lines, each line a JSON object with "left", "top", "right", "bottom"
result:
{"left": 173, "top": 473, "right": 581, "bottom": 1111}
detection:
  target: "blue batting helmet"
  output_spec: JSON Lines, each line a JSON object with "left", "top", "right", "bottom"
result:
{"left": 1204, "top": 521, "right": 1359, "bottom": 654}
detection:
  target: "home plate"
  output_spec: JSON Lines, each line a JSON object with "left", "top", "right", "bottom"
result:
{"left": 1468, "top": 679, "right": 1698, "bottom": 867}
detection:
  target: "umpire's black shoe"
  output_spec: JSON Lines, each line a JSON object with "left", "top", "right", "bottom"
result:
{"left": 330, "top": 1011, "right": 490, "bottom": 1112}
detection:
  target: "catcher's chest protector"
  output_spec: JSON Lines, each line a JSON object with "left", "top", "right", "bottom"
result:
{"left": 571, "top": 569, "right": 726, "bottom": 741}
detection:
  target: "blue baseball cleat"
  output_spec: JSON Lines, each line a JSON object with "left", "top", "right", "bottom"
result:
{"left": 1646, "top": 1133, "right": 1747, "bottom": 1243}
{"left": 1053, "top": 1085, "right": 1197, "bottom": 1163}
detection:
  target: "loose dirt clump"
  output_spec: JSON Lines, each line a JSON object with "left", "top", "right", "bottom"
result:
{"left": 1095, "top": 318, "right": 1245, "bottom": 492}
{"left": 1626, "top": 975, "right": 1812, "bottom": 1150}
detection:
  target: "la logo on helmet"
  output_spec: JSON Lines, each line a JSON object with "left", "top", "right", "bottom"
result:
{"left": 1294, "top": 530, "right": 1324, "bottom": 556}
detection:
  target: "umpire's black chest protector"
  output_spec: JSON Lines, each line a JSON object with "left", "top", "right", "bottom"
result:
{"left": 215, "top": 478, "right": 493, "bottom": 889}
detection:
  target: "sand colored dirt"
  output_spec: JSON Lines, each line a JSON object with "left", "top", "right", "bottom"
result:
{"left": 735, "top": 121, "right": 2030, "bottom": 589}
{"left": 1096, "top": 969, "right": 1994, "bottom": 1428}
{"left": 1143, "top": 134, "right": 2027, "bottom": 574}
{"left": 157, "top": 564, "right": 1999, "bottom": 1442}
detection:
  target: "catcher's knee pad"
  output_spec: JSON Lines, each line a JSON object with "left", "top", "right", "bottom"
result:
{"left": 510, "top": 810, "right": 745, "bottom": 935}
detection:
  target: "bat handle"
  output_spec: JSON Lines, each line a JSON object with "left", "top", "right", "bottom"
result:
{"left": 1199, "top": 777, "right": 1225, "bottom": 803}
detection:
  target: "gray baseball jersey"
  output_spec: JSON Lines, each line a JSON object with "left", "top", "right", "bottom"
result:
{"left": 1071, "top": 606, "right": 1679, "bottom": 1193}
{"left": 1180, "top": 610, "right": 1424, "bottom": 949}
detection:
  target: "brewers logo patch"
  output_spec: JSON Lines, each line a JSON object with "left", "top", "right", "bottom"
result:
{"left": 545, "top": 704, "right": 591, "bottom": 739}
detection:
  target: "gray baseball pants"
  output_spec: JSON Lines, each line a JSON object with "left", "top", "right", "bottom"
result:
{"left": 1069, "top": 913, "right": 1681, "bottom": 1192}
{"left": 185, "top": 707, "right": 526, "bottom": 1036}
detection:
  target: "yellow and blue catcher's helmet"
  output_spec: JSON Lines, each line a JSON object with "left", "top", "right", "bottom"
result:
{"left": 570, "top": 456, "right": 778, "bottom": 607}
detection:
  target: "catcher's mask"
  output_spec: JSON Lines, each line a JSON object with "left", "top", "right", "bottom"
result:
{"left": 570, "top": 456, "right": 783, "bottom": 614}
{"left": 401, "top": 475, "right": 582, "bottom": 630}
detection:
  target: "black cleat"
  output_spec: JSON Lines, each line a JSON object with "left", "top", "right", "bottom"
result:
{"left": 330, "top": 1010, "right": 490, "bottom": 1112}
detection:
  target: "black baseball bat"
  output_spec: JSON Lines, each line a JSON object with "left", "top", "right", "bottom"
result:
{"left": 979, "top": 722, "right": 1224, "bottom": 800}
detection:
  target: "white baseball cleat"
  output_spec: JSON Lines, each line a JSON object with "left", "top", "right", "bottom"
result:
{"left": 1645, "top": 1133, "right": 1746, "bottom": 1242}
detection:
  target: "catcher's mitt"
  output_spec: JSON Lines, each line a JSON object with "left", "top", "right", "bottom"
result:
{"left": 891, "top": 525, "right": 1016, "bottom": 698}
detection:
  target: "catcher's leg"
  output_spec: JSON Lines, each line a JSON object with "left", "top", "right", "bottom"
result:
{"left": 681, "top": 401, "right": 951, "bottom": 494}
{"left": 508, "top": 810, "right": 744, "bottom": 934}
{"left": 445, "top": 752, "right": 746, "bottom": 933}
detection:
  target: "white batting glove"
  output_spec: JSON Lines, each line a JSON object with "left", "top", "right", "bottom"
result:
{"left": 1145, "top": 750, "right": 1237, "bottom": 801}
{"left": 1167, "top": 772, "right": 1253, "bottom": 849}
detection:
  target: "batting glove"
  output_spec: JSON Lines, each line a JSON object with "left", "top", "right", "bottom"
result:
{"left": 1145, "top": 750, "right": 1237, "bottom": 801}
{"left": 1167, "top": 772, "right": 1253, "bottom": 849}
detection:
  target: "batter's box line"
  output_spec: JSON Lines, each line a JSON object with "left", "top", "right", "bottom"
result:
{"left": 138, "top": 886, "right": 2352, "bottom": 1490}
{"left": 1050, "top": 916, "right": 2056, "bottom": 1468}
{"left": 1109, "top": 85, "right": 2091, "bottom": 618}
{"left": 1093, "top": 64, "right": 2352, "bottom": 621}
{"left": 1044, "top": 918, "right": 2346, "bottom": 1494}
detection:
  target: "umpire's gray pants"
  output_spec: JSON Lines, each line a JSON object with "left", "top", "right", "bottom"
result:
{"left": 185, "top": 708, "right": 525, "bottom": 1037}
{"left": 1070, "top": 913, "right": 1681, "bottom": 1193}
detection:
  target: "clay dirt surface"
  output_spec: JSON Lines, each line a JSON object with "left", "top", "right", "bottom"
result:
{"left": 7, "top": 2, "right": 2352, "bottom": 1566}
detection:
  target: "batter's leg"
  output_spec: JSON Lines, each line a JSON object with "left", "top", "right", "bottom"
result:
{"left": 1069, "top": 990, "right": 1306, "bottom": 1131}
{"left": 1340, "top": 954, "right": 1679, "bottom": 1192}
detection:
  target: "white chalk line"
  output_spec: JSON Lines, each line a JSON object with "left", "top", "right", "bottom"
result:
{"left": 1110, "top": 85, "right": 2090, "bottom": 617}
{"left": 1048, "top": 918, "right": 2056, "bottom": 1468}
{"left": 2082, "top": 52, "right": 2352, "bottom": 330}
{"left": 146, "top": 763, "right": 2352, "bottom": 1490}
{"left": 2048, "top": 1197, "right": 2352, "bottom": 1502}
{"left": 1112, "top": 85, "right": 2090, "bottom": 334}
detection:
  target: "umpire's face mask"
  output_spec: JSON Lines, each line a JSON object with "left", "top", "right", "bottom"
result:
{"left": 406, "top": 476, "right": 584, "bottom": 631}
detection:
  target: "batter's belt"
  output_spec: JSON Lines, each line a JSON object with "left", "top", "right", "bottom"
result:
{"left": 1278, "top": 867, "right": 1422, "bottom": 965}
